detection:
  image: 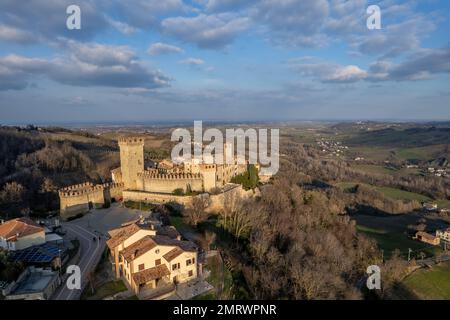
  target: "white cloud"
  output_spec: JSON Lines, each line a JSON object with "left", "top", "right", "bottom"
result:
{"left": 148, "top": 42, "right": 184, "bottom": 55}
{"left": 179, "top": 58, "right": 205, "bottom": 65}
{"left": 0, "top": 24, "right": 36, "bottom": 44}
{"left": 105, "top": 17, "right": 138, "bottom": 35}
{"left": 252, "top": 0, "right": 330, "bottom": 47}
{"left": 0, "top": 42, "right": 171, "bottom": 90}
{"left": 324, "top": 65, "right": 368, "bottom": 83}
{"left": 111, "top": 0, "right": 189, "bottom": 29}
{"left": 289, "top": 57, "right": 368, "bottom": 83}
{"left": 205, "top": 0, "right": 256, "bottom": 12}
{"left": 162, "top": 13, "right": 250, "bottom": 49}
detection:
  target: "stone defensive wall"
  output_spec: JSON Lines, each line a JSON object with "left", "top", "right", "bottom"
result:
{"left": 59, "top": 182, "right": 94, "bottom": 192}
{"left": 108, "top": 182, "right": 124, "bottom": 200}
{"left": 138, "top": 172, "right": 203, "bottom": 180}
{"left": 123, "top": 183, "right": 259, "bottom": 212}
{"left": 58, "top": 182, "right": 124, "bottom": 198}
{"left": 59, "top": 182, "right": 124, "bottom": 220}
{"left": 122, "top": 190, "right": 193, "bottom": 206}
{"left": 207, "top": 184, "right": 259, "bottom": 212}
{"left": 137, "top": 172, "right": 203, "bottom": 193}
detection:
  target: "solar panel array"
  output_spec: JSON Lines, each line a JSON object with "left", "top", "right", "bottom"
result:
{"left": 10, "top": 243, "right": 65, "bottom": 264}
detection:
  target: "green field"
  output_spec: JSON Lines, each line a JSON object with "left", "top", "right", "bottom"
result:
{"left": 437, "top": 200, "right": 450, "bottom": 210}
{"left": 350, "top": 144, "right": 445, "bottom": 162}
{"left": 356, "top": 226, "right": 439, "bottom": 259}
{"left": 376, "top": 187, "right": 431, "bottom": 202}
{"left": 402, "top": 262, "right": 450, "bottom": 299}
{"left": 353, "top": 164, "right": 397, "bottom": 175}
{"left": 350, "top": 147, "right": 393, "bottom": 161}
{"left": 337, "top": 182, "right": 431, "bottom": 203}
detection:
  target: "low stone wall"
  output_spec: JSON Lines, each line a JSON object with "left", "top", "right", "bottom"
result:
{"left": 123, "top": 184, "right": 260, "bottom": 212}
{"left": 207, "top": 185, "right": 259, "bottom": 212}
{"left": 122, "top": 190, "right": 192, "bottom": 206}
{"left": 60, "top": 203, "right": 90, "bottom": 220}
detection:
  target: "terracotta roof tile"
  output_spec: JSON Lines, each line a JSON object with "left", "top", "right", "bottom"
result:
{"left": 416, "top": 231, "right": 438, "bottom": 241}
{"left": 0, "top": 218, "right": 44, "bottom": 240}
{"left": 132, "top": 264, "right": 170, "bottom": 285}
{"left": 121, "top": 236, "right": 157, "bottom": 261}
{"left": 156, "top": 226, "right": 180, "bottom": 239}
{"left": 152, "top": 235, "right": 197, "bottom": 252}
{"left": 163, "top": 247, "right": 184, "bottom": 262}
{"left": 106, "top": 224, "right": 141, "bottom": 249}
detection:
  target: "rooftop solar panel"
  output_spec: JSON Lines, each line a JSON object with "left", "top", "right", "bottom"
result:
{"left": 10, "top": 243, "right": 66, "bottom": 264}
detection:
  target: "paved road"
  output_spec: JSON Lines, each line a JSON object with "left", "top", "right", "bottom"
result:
{"left": 53, "top": 223, "right": 105, "bottom": 300}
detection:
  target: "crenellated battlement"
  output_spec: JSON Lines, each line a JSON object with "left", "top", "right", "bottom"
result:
{"left": 138, "top": 171, "right": 202, "bottom": 180}
{"left": 59, "top": 182, "right": 94, "bottom": 192}
{"left": 106, "top": 182, "right": 125, "bottom": 189}
{"left": 118, "top": 136, "right": 145, "bottom": 145}
{"left": 58, "top": 182, "right": 124, "bottom": 198}
{"left": 59, "top": 184, "right": 102, "bottom": 198}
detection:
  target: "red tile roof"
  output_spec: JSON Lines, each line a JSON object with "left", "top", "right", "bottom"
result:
{"left": 152, "top": 235, "right": 197, "bottom": 252}
{"left": 121, "top": 236, "right": 157, "bottom": 261}
{"left": 132, "top": 264, "right": 170, "bottom": 285}
{"left": 163, "top": 247, "right": 184, "bottom": 262}
{"left": 106, "top": 224, "right": 142, "bottom": 249}
{"left": 0, "top": 218, "right": 44, "bottom": 241}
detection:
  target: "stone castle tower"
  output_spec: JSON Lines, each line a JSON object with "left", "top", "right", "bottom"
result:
{"left": 118, "top": 137, "right": 145, "bottom": 190}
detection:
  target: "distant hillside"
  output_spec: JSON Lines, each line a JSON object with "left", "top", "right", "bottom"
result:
{"left": 344, "top": 126, "right": 450, "bottom": 148}
{"left": 0, "top": 126, "right": 120, "bottom": 217}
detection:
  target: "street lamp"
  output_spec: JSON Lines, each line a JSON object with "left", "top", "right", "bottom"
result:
{"left": 58, "top": 249, "right": 62, "bottom": 275}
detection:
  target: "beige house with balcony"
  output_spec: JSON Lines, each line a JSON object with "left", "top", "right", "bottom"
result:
{"left": 106, "top": 221, "right": 198, "bottom": 297}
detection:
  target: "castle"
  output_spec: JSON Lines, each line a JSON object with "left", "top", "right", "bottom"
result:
{"left": 59, "top": 136, "right": 248, "bottom": 220}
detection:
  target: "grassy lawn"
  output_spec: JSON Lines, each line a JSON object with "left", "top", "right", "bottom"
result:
{"left": 336, "top": 181, "right": 359, "bottom": 191}
{"left": 82, "top": 280, "right": 127, "bottom": 300}
{"left": 350, "top": 143, "right": 445, "bottom": 163}
{"left": 350, "top": 147, "right": 393, "bottom": 161}
{"left": 123, "top": 201, "right": 155, "bottom": 211}
{"left": 395, "top": 147, "right": 431, "bottom": 161}
{"left": 437, "top": 200, "right": 450, "bottom": 210}
{"left": 336, "top": 182, "right": 435, "bottom": 204}
{"left": 375, "top": 186, "right": 431, "bottom": 202}
{"left": 169, "top": 215, "right": 185, "bottom": 231}
{"left": 402, "top": 262, "right": 450, "bottom": 299}
{"left": 353, "top": 164, "right": 397, "bottom": 175}
{"left": 356, "top": 225, "right": 440, "bottom": 259}
{"left": 195, "top": 255, "right": 233, "bottom": 300}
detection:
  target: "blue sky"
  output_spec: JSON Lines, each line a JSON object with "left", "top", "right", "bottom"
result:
{"left": 0, "top": 0, "right": 449, "bottom": 123}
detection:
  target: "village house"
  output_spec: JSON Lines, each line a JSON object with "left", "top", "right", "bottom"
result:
{"left": 422, "top": 202, "right": 438, "bottom": 212}
{"left": 415, "top": 231, "right": 440, "bottom": 246}
{"left": 106, "top": 220, "right": 199, "bottom": 298}
{"left": 436, "top": 228, "right": 450, "bottom": 242}
{"left": 2, "top": 266, "right": 61, "bottom": 300}
{"left": 0, "top": 218, "right": 46, "bottom": 251}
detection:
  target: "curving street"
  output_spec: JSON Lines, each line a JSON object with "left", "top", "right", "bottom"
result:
{"left": 53, "top": 222, "right": 105, "bottom": 300}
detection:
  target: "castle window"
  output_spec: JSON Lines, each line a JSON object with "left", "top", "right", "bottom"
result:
{"left": 138, "top": 263, "right": 145, "bottom": 271}
{"left": 188, "top": 270, "right": 193, "bottom": 277}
